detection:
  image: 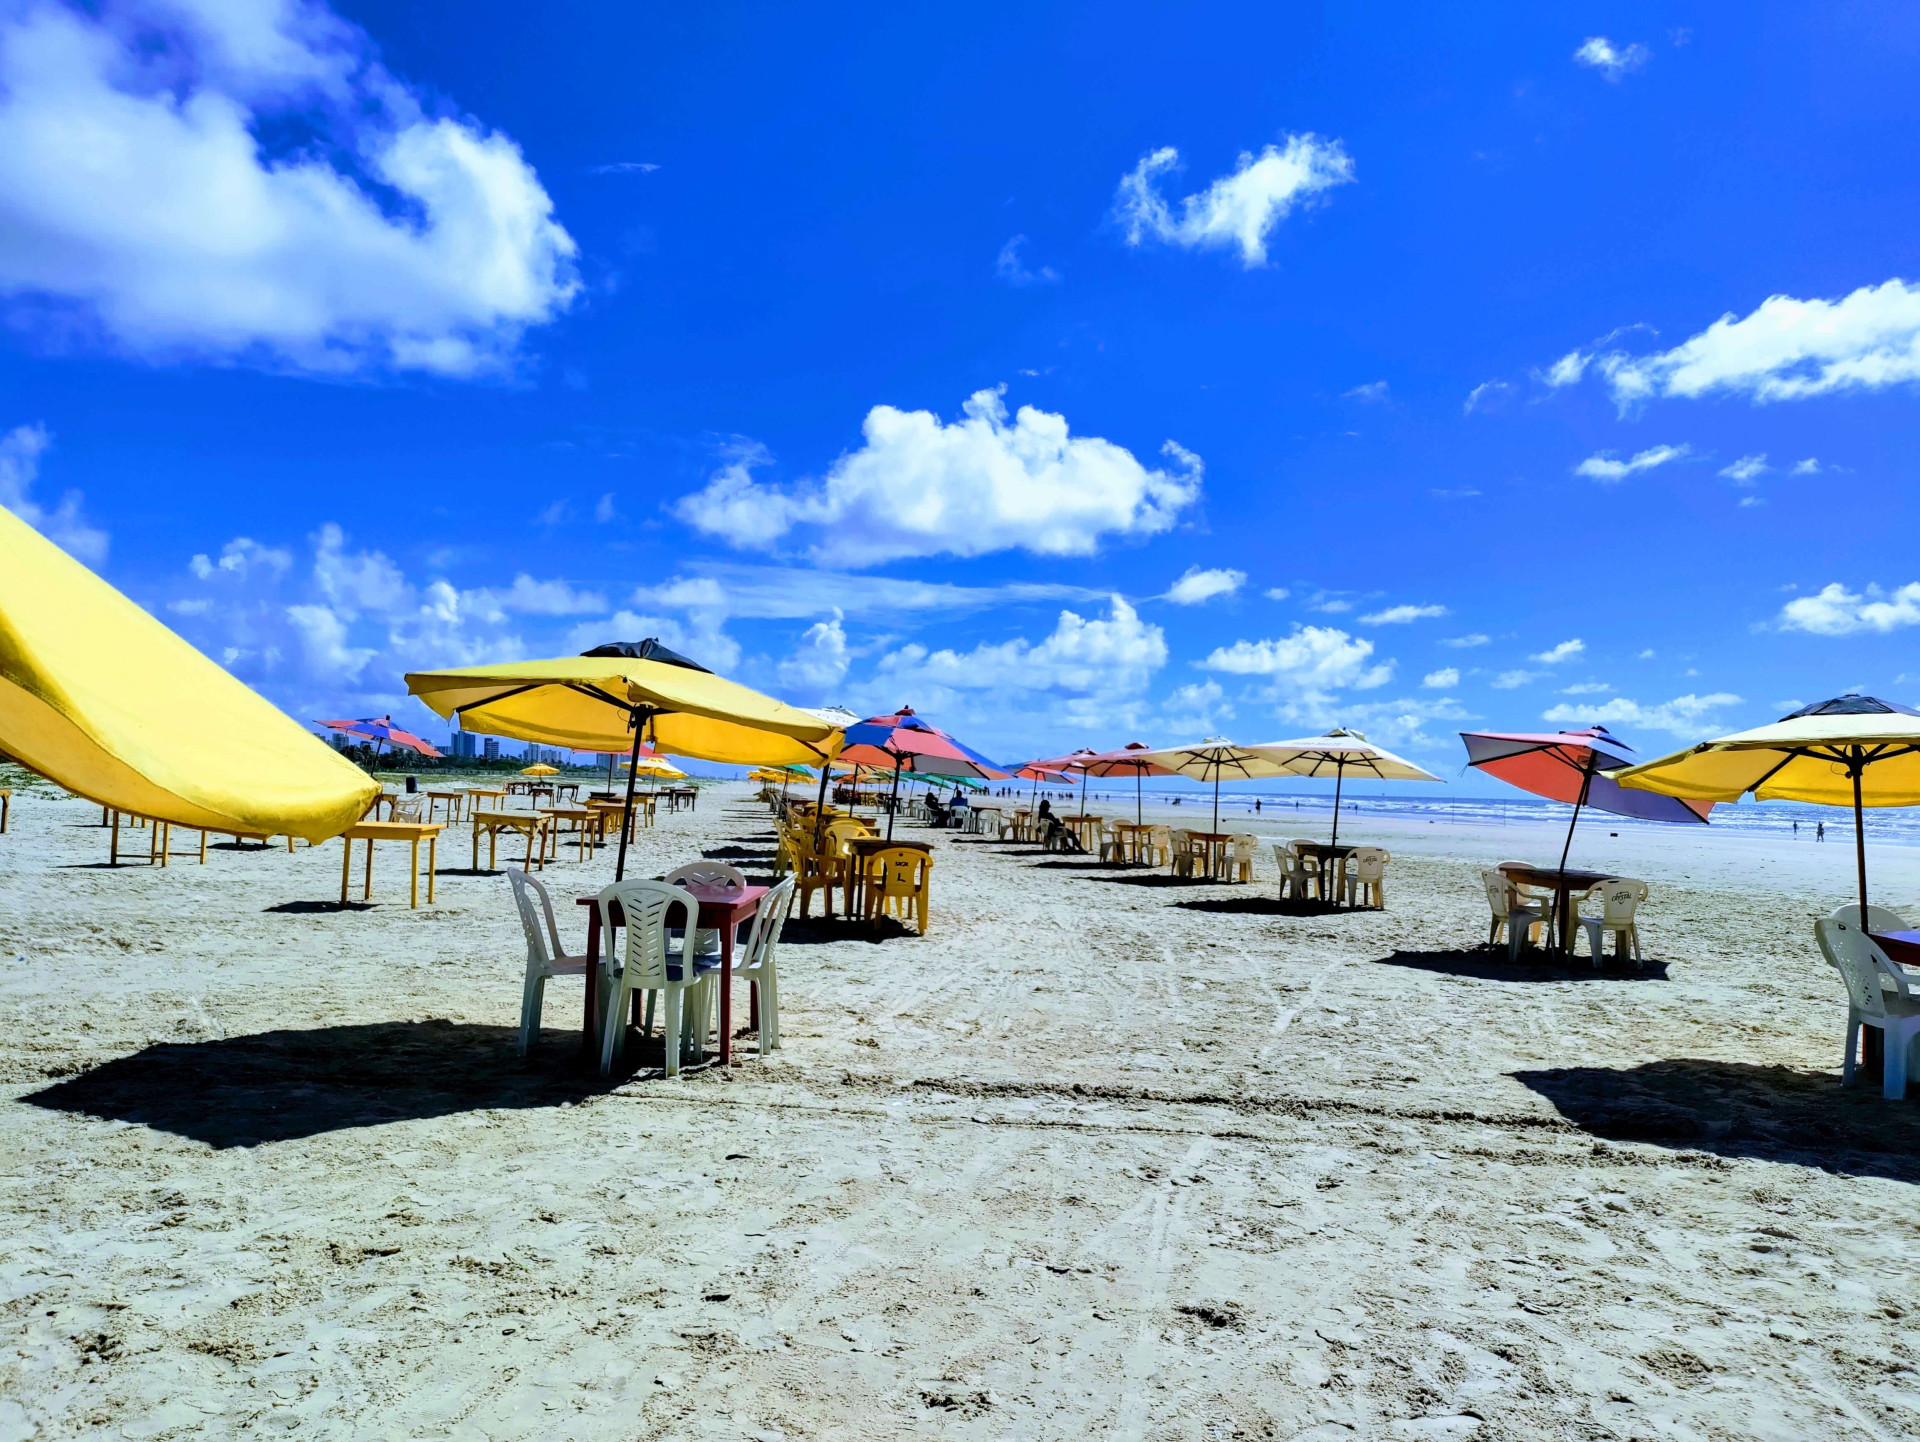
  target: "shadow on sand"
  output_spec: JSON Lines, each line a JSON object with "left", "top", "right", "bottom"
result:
{"left": 22, "top": 1020, "right": 603, "bottom": 1148}
{"left": 1175, "top": 896, "right": 1348, "bottom": 917}
{"left": 1513, "top": 1059, "right": 1920, "bottom": 1181}
{"left": 779, "top": 913, "right": 920, "bottom": 946}
{"left": 1374, "top": 947, "right": 1670, "bottom": 983}
{"left": 264, "top": 900, "right": 376, "bottom": 914}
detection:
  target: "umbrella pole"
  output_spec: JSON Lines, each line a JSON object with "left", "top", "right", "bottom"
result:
{"left": 1080, "top": 770, "right": 1088, "bottom": 817}
{"left": 613, "top": 714, "right": 644, "bottom": 883}
{"left": 1329, "top": 763, "right": 1345, "bottom": 848}
{"left": 811, "top": 763, "right": 832, "bottom": 849}
{"left": 1212, "top": 770, "right": 1221, "bottom": 834}
{"left": 1136, "top": 769, "right": 1143, "bottom": 828}
{"left": 1854, "top": 759, "right": 1869, "bottom": 917}
{"left": 886, "top": 758, "right": 902, "bottom": 842}
{"left": 1556, "top": 758, "right": 1595, "bottom": 877}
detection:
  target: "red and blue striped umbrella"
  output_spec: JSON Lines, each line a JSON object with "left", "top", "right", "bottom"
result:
{"left": 836, "top": 707, "right": 1011, "bottom": 838}
{"left": 316, "top": 715, "right": 441, "bottom": 759}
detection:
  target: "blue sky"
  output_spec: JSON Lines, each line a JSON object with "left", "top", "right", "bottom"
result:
{"left": 5, "top": 1, "right": 1920, "bottom": 789}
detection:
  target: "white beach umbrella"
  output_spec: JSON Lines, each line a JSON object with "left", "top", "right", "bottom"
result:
{"left": 1128, "top": 737, "right": 1295, "bottom": 832}
{"left": 1249, "top": 728, "right": 1442, "bottom": 846}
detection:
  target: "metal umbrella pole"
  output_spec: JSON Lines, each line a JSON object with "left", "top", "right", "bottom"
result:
{"left": 886, "top": 755, "right": 905, "bottom": 841}
{"left": 1851, "top": 750, "right": 1869, "bottom": 917}
{"left": 612, "top": 710, "right": 651, "bottom": 882}
{"left": 1554, "top": 753, "right": 1599, "bottom": 878}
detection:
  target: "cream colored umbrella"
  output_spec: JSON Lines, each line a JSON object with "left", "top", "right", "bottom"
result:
{"left": 1617, "top": 694, "right": 1920, "bottom": 915}
{"left": 1251, "top": 728, "right": 1442, "bottom": 846}
{"left": 1129, "top": 737, "right": 1296, "bottom": 832}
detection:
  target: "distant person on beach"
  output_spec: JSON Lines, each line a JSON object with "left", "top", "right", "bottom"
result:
{"left": 1793, "top": 820, "right": 1798, "bottom": 836}
{"left": 1255, "top": 799, "right": 1261, "bottom": 813}
{"left": 1817, "top": 821, "right": 1825, "bottom": 842}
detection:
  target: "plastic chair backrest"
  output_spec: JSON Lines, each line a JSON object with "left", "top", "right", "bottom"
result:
{"left": 870, "top": 846, "right": 931, "bottom": 897}
{"left": 507, "top": 867, "right": 561, "bottom": 967}
{"left": 1481, "top": 869, "right": 1516, "bottom": 919}
{"left": 1832, "top": 903, "right": 1911, "bottom": 934}
{"left": 1596, "top": 878, "right": 1646, "bottom": 924}
{"left": 665, "top": 860, "right": 746, "bottom": 892}
{"left": 598, "top": 879, "right": 697, "bottom": 989}
{"left": 1230, "top": 833, "right": 1257, "bottom": 858}
{"left": 1354, "top": 847, "right": 1388, "bottom": 880}
{"left": 740, "top": 875, "right": 796, "bottom": 971}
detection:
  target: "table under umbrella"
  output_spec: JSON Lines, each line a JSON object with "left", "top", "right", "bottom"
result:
{"left": 835, "top": 707, "right": 1011, "bottom": 839}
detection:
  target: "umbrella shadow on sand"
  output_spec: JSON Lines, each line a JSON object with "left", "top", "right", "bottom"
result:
{"left": 22, "top": 1021, "right": 600, "bottom": 1148}
{"left": 1176, "top": 896, "right": 1347, "bottom": 917}
{"left": 1375, "top": 948, "right": 1670, "bottom": 982}
{"left": 778, "top": 914, "right": 920, "bottom": 946}
{"left": 1513, "top": 1060, "right": 1920, "bottom": 1182}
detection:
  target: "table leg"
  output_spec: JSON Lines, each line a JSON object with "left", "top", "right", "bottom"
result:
{"left": 198, "top": 830, "right": 207, "bottom": 864}
{"left": 110, "top": 810, "right": 120, "bottom": 865}
{"left": 584, "top": 906, "right": 602, "bottom": 1053}
{"left": 472, "top": 826, "right": 480, "bottom": 871}
{"left": 525, "top": 825, "right": 536, "bottom": 872}
{"left": 410, "top": 838, "right": 420, "bottom": 908}
{"left": 718, "top": 914, "right": 735, "bottom": 1068}
{"left": 363, "top": 838, "right": 373, "bottom": 900}
{"left": 339, "top": 835, "right": 351, "bottom": 904}
{"left": 427, "top": 835, "right": 437, "bottom": 903}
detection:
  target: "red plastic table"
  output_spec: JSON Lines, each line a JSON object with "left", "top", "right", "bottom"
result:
{"left": 578, "top": 885, "right": 767, "bottom": 1067}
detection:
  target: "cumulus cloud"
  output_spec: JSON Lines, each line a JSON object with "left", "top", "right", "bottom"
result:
{"left": 1162, "top": 679, "right": 1233, "bottom": 734}
{"left": 0, "top": 421, "right": 107, "bottom": 563}
{"left": 1360, "top": 603, "right": 1447, "bottom": 625}
{"left": 1531, "top": 639, "right": 1585, "bottom": 664}
{"left": 1422, "top": 667, "right": 1459, "bottom": 690}
{"left": 673, "top": 388, "right": 1202, "bottom": 568}
{"left": 1574, "top": 444, "right": 1690, "bottom": 482}
{"left": 1791, "top": 458, "right": 1822, "bottom": 474}
{"left": 874, "top": 597, "right": 1166, "bottom": 702}
{"left": 1164, "top": 566, "right": 1245, "bottom": 606}
{"left": 1542, "top": 692, "right": 1740, "bottom": 737}
{"left": 1719, "top": 454, "right": 1768, "bottom": 483}
{"left": 776, "top": 611, "right": 850, "bottom": 697}
{"left": 1441, "top": 633, "right": 1490, "bottom": 648}
{"left": 1491, "top": 671, "right": 1537, "bottom": 690}
{"left": 1573, "top": 36, "right": 1648, "bottom": 80}
{"left": 1112, "top": 134, "right": 1353, "bottom": 267}
{"left": 1778, "top": 582, "right": 1920, "bottom": 636}
{"left": 190, "top": 537, "right": 291, "bottom": 580}
{"left": 1538, "top": 350, "right": 1590, "bottom": 388}
{"left": 0, "top": 0, "right": 577, "bottom": 376}
{"left": 1264, "top": 587, "right": 1291, "bottom": 602}
{"left": 995, "top": 235, "right": 1059, "bottom": 287}
{"left": 1596, "top": 280, "right": 1920, "bottom": 409}
{"left": 1199, "top": 625, "right": 1392, "bottom": 699}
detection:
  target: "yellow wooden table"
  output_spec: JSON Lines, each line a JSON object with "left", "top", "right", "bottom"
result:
{"left": 424, "top": 790, "right": 467, "bottom": 823}
{"left": 541, "top": 805, "right": 605, "bottom": 861}
{"left": 339, "top": 820, "right": 446, "bottom": 907}
{"left": 471, "top": 810, "right": 549, "bottom": 871}
{"left": 1064, "top": 814, "right": 1105, "bottom": 852}
{"left": 467, "top": 787, "right": 509, "bottom": 809}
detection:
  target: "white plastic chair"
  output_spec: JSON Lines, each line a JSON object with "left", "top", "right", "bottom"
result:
{"left": 1347, "top": 847, "right": 1390, "bottom": 908}
{"left": 597, "top": 879, "right": 714, "bottom": 1078}
{"left": 733, "top": 875, "right": 795, "bottom": 1054}
{"left": 1483, "top": 869, "right": 1548, "bottom": 960}
{"left": 663, "top": 860, "right": 746, "bottom": 959}
{"left": 506, "top": 868, "right": 592, "bottom": 1056}
{"left": 1571, "top": 877, "right": 1647, "bottom": 967}
{"left": 1816, "top": 917, "right": 1920, "bottom": 1099}
{"left": 1272, "top": 843, "right": 1311, "bottom": 901}
{"left": 1169, "top": 829, "right": 1196, "bottom": 877}
{"left": 1228, "top": 834, "right": 1258, "bottom": 883}
{"left": 1831, "top": 903, "right": 1911, "bottom": 934}
{"left": 1289, "top": 840, "right": 1326, "bottom": 899}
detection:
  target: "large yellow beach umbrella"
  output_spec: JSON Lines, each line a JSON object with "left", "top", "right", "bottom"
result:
{"left": 1617, "top": 694, "right": 1920, "bottom": 914}
{"left": 0, "top": 508, "right": 378, "bottom": 840}
{"left": 519, "top": 763, "right": 559, "bottom": 776}
{"left": 406, "top": 639, "right": 841, "bottom": 877}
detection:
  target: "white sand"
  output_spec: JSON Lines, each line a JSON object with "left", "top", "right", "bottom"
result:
{"left": 3, "top": 780, "right": 1919, "bottom": 1440}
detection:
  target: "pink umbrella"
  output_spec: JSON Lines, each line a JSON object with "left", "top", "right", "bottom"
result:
{"left": 1078, "top": 741, "right": 1180, "bottom": 827}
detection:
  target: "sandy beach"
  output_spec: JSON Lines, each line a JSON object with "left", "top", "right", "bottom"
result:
{"left": 4, "top": 778, "right": 1919, "bottom": 1441}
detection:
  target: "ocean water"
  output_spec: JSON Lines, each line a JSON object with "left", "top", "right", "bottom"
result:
{"left": 1014, "top": 785, "right": 1920, "bottom": 846}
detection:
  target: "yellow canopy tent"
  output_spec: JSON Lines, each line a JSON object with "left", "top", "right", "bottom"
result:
{"left": 0, "top": 507, "right": 378, "bottom": 841}
{"left": 1618, "top": 693, "right": 1920, "bottom": 914}
{"left": 406, "top": 639, "right": 841, "bottom": 877}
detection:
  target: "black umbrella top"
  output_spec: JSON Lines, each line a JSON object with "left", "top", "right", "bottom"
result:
{"left": 578, "top": 638, "right": 712, "bottom": 673}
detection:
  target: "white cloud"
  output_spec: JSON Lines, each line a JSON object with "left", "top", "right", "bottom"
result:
{"left": 594, "top": 493, "right": 617, "bottom": 523}
{"left": 1422, "top": 667, "right": 1459, "bottom": 690}
{"left": 1598, "top": 280, "right": 1920, "bottom": 408}
{"left": 1199, "top": 625, "right": 1392, "bottom": 699}
{"left": 1791, "top": 457, "right": 1821, "bottom": 474}
{"left": 190, "top": 537, "right": 292, "bottom": 581}
{"left": 1739, "top": 496, "right": 1765, "bottom": 509}
{"left": 1559, "top": 681, "right": 1612, "bottom": 695}
{"left": 1542, "top": 692, "right": 1740, "bottom": 737}
{"left": 776, "top": 611, "right": 850, "bottom": 697}
{"left": 1491, "top": 670, "right": 1538, "bottom": 689}
{"left": 673, "top": 388, "right": 1202, "bottom": 568}
{"left": 1573, "top": 36, "right": 1649, "bottom": 80}
{"left": 1719, "top": 454, "right": 1768, "bottom": 483}
{"left": 1441, "top": 633, "right": 1490, "bottom": 648}
{"left": 1293, "top": 695, "right": 1473, "bottom": 753}
{"left": 1359, "top": 603, "right": 1447, "bottom": 625}
{"left": 286, "top": 601, "right": 376, "bottom": 680}
{"left": 1263, "top": 587, "right": 1291, "bottom": 602}
{"left": 995, "top": 235, "right": 1059, "bottom": 287}
{"left": 1464, "top": 380, "right": 1512, "bottom": 413}
{"left": 1112, "top": 134, "right": 1354, "bottom": 267}
{"left": 0, "top": 0, "right": 577, "bottom": 376}
{"left": 1574, "top": 444, "right": 1690, "bottom": 482}
{"left": 1164, "top": 566, "right": 1245, "bottom": 606}
{"left": 1778, "top": 582, "right": 1920, "bottom": 636}
{"left": 467, "top": 574, "right": 606, "bottom": 619}
{"left": 1539, "top": 349, "right": 1590, "bottom": 387}
{"left": 1162, "top": 679, "right": 1232, "bottom": 734}
{"left": 0, "top": 421, "right": 107, "bottom": 563}
{"left": 1344, "top": 381, "right": 1389, "bottom": 402}
{"left": 874, "top": 597, "right": 1166, "bottom": 700}
{"left": 589, "top": 161, "right": 659, "bottom": 175}
{"left": 1531, "top": 638, "right": 1585, "bottom": 664}
{"left": 1637, "top": 649, "right": 1656, "bottom": 659}
{"left": 632, "top": 564, "right": 1102, "bottom": 624}
{"left": 565, "top": 608, "right": 740, "bottom": 674}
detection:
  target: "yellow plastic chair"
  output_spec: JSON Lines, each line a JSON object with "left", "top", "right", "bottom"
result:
{"left": 863, "top": 846, "right": 934, "bottom": 934}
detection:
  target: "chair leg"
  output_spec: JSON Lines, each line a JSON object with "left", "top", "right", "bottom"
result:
{"left": 1885, "top": 1022, "right": 1911, "bottom": 1101}
{"left": 662, "top": 988, "right": 682, "bottom": 1078}
{"left": 518, "top": 969, "right": 546, "bottom": 1056}
{"left": 1843, "top": 1013, "right": 1861, "bottom": 1087}
{"left": 599, "top": 978, "right": 627, "bottom": 1077}
{"left": 642, "top": 989, "right": 657, "bottom": 1038}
